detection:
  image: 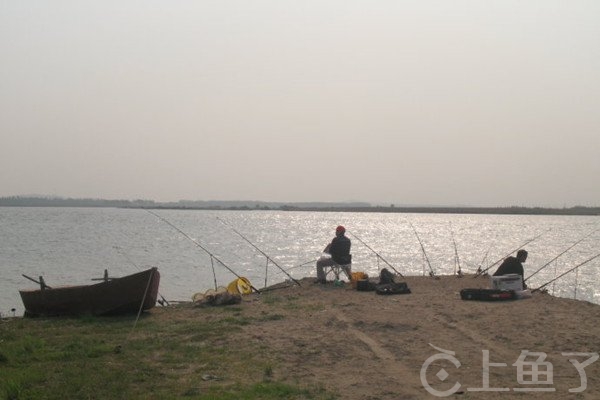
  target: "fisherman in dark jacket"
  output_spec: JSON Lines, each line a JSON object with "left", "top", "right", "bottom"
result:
{"left": 316, "top": 225, "right": 352, "bottom": 283}
{"left": 493, "top": 249, "right": 528, "bottom": 288}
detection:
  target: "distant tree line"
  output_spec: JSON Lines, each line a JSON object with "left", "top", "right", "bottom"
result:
{"left": 0, "top": 196, "right": 599, "bottom": 216}
{"left": 0, "top": 196, "right": 156, "bottom": 208}
{"left": 280, "top": 205, "right": 600, "bottom": 216}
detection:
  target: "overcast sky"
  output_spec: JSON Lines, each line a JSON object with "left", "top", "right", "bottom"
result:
{"left": 1, "top": 1, "right": 599, "bottom": 207}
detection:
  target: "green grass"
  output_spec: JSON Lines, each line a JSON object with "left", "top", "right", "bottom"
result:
{"left": 0, "top": 308, "right": 336, "bottom": 400}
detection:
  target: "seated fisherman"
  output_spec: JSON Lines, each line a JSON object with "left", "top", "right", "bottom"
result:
{"left": 493, "top": 249, "right": 528, "bottom": 288}
{"left": 316, "top": 225, "right": 352, "bottom": 283}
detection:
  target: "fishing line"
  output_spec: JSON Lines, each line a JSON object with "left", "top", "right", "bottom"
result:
{"left": 146, "top": 210, "right": 260, "bottom": 293}
{"left": 532, "top": 252, "right": 600, "bottom": 293}
{"left": 524, "top": 227, "right": 599, "bottom": 283}
{"left": 216, "top": 217, "right": 301, "bottom": 286}
{"left": 473, "top": 228, "right": 551, "bottom": 278}
{"left": 347, "top": 231, "right": 404, "bottom": 277}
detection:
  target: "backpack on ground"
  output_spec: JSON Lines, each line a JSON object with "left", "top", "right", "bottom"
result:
{"left": 379, "top": 268, "right": 395, "bottom": 284}
{"left": 375, "top": 268, "right": 411, "bottom": 295}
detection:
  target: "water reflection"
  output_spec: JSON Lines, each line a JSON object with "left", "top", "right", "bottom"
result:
{"left": 1, "top": 207, "right": 598, "bottom": 315}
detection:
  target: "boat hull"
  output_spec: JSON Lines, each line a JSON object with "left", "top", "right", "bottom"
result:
{"left": 19, "top": 268, "right": 160, "bottom": 317}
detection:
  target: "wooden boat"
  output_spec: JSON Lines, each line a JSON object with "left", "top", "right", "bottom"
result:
{"left": 19, "top": 267, "right": 160, "bottom": 317}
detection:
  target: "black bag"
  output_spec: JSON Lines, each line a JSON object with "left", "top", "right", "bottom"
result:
{"left": 379, "top": 268, "right": 395, "bottom": 284}
{"left": 356, "top": 280, "right": 376, "bottom": 291}
{"left": 375, "top": 282, "right": 411, "bottom": 295}
{"left": 460, "top": 288, "right": 516, "bottom": 301}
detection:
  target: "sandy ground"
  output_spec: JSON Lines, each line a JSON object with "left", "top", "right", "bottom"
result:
{"left": 158, "top": 274, "right": 600, "bottom": 399}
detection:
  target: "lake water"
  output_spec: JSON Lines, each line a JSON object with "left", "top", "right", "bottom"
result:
{"left": 1, "top": 207, "right": 599, "bottom": 316}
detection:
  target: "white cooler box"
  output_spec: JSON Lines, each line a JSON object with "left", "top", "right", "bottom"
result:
{"left": 490, "top": 274, "right": 523, "bottom": 291}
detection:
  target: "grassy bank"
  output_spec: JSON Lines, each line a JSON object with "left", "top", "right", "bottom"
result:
{"left": 0, "top": 304, "right": 334, "bottom": 400}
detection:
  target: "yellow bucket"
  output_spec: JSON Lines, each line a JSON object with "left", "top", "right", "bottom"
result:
{"left": 227, "top": 277, "right": 253, "bottom": 295}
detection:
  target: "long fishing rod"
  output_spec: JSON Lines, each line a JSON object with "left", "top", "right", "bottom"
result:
{"left": 408, "top": 222, "right": 436, "bottom": 278}
{"left": 146, "top": 210, "right": 260, "bottom": 293}
{"left": 449, "top": 222, "right": 462, "bottom": 277}
{"left": 473, "top": 228, "right": 551, "bottom": 278}
{"left": 525, "top": 228, "right": 599, "bottom": 283}
{"left": 347, "top": 231, "right": 403, "bottom": 277}
{"left": 217, "top": 218, "right": 301, "bottom": 286}
{"left": 532, "top": 252, "right": 600, "bottom": 293}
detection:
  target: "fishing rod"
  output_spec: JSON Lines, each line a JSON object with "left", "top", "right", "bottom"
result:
{"left": 408, "top": 221, "right": 436, "bottom": 278}
{"left": 146, "top": 210, "right": 260, "bottom": 293}
{"left": 449, "top": 222, "right": 462, "bottom": 277}
{"left": 473, "top": 228, "right": 551, "bottom": 278}
{"left": 532, "top": 252, "right": 600, "bottom": 293}
{"left": 347, "top": 231, "right": 403, "bottom": 277}
{"left": 524, "top": 228, "right": 599, "bottom": 283}
{"left": 216, "top": 217, "right": 301, "bottom": 286}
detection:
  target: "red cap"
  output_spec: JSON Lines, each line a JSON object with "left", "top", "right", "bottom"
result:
{"left": 336, "top": 225, "right": 345, "bottom": 233}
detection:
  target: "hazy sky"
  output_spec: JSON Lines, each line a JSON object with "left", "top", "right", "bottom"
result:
{"left": 1, "top": 1, "right": 599, "bottom": 207}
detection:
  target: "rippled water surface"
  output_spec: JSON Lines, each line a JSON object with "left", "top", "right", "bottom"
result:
{"left": 1, "top": 207, "right": 599, "bottom": 316}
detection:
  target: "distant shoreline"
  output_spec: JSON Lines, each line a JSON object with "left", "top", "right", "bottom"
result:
{"left": 150, "top": 204, "right": 600, "bottom": 216}
{"left": 1, "top": 196, "right": 599, "bottom": 216}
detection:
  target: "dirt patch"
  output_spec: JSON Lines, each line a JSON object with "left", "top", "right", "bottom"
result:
{"left": 152, "top": 274, "right": 600, "bottom": 399}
